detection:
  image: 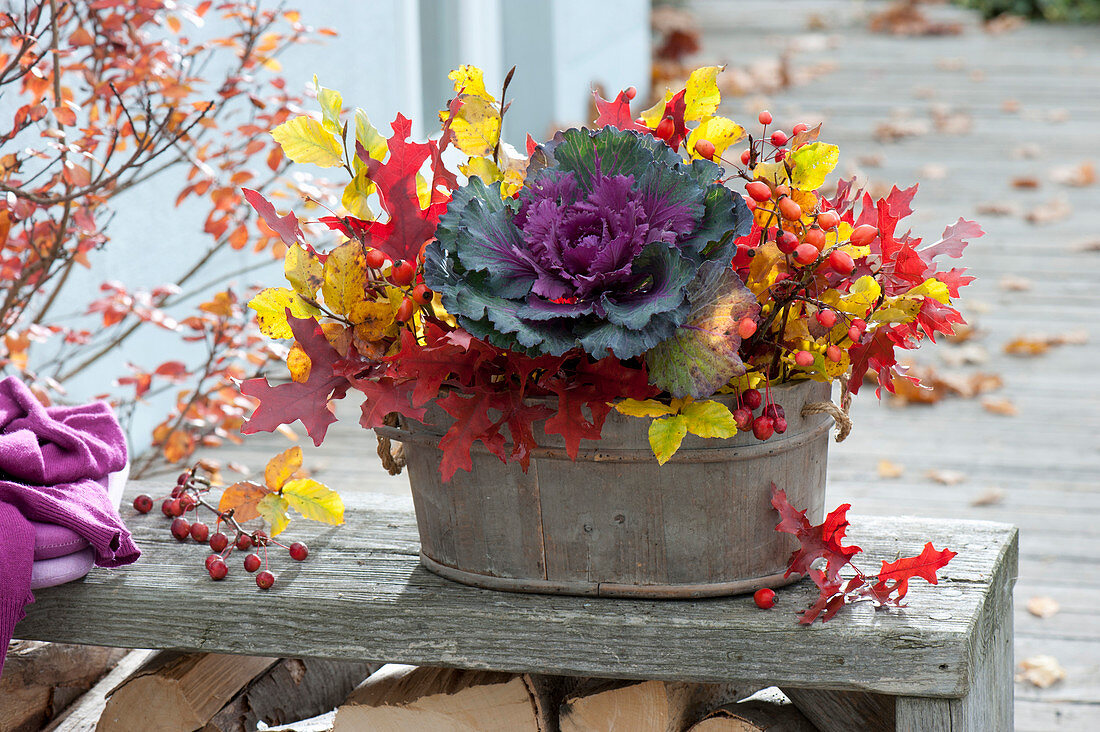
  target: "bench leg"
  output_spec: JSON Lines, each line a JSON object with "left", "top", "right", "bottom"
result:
{"left": 896, "top": 578, "right": 1014, "bottom": 732}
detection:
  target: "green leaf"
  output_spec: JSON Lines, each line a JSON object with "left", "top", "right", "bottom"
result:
{"left": 248, "top": 288, "right": 322, "bottom": 339}
{"left": 789, "top": 142, "right": 839, "bottom": 191}
{"left": 680, "top": 399, "right": 738, "bottom": 439}
{"left": 645, "top": 270, "right": 759, "bottom": 399}
{"left": 614, "top": 398, "right": 678, "bottom": 418}
{"left": 282, "top": 478, "right": 345, "bottom": 526}
{"left": 649, "top": 415, "right": 688, "bottom": 465}
{"left": 271, "top": 116, "right": 343, "bottom": 168}
{"left": 257, "top": 493, "right": 291, "bottom": 537}
{"left": 312, "top": 75, "right": 343, "bottom": 137}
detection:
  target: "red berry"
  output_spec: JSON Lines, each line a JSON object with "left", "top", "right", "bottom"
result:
{"left": 177, "top": 472, "right": 189, "bottom": 486}
{"left": 170, "top": 518, "right": 190, "bottom": 542}
{"left": 252, "top": 530, "right": 269, "bottom": 547}
{"left": 828, "top": 250, "right": 855, "bottom": 275}
{"left": 208, "top": 559, "right": 228, "bottom": 581}
{"left": 777, "top": 230, "right": 799, "bottom": 254}
{"left": 170, "top": 485, "right": 183, "bottom": 498}
{"left": 693, "top": 138, "right": 716, "bottom": 159}
{"left": 804, "top": 227, "right": 827, "bottom": 252}
{"left": 826, "top": 344, "right": 842, "bottom": 362}
{"left": 773, "top": 417, "right": 788, "bottom": 434}
{"left": 792, "top": 123, "right": 808, "bottom": 135}
{"left": 754, "top": 587, "right": 777, "bottom": 609}
{"left": 817, "top": 309, "right": 837, "bottom": 328}
{"left": 752, "top": 415, "right": 775, "bottom": 440}
{"left": 774, "top": 149, "right": 786, "bottom": 161}
{"left": 793, "top": 243, "right": 818, "bottom": 266}
{"left": 256, "top": 570, "right": 275, "bottom": 590}
{"left": 732, "top": 407, "right": 753, "bottom": 431}
{"left": 289, "top": 542, "right": 309, "bottom": 561}
{"left": 848, "top": 325, "right": 863, "bottom": 342}
{"left": 742, "top": 388, "right": 762, "bottom": 410}
{"left": 763, "top": 404, "right": 785, "bottom": 420}
{"left": 365, "top": 248, "right": 386, "bottom": 268}
{"left": 778, "top": 197, "right": 802, "bottom": 221}
{"left": 794, "top": 350, "right": 814, "bottom": 368}
{"left": 737, "top": 317, "right": 757, "bottom": 339}
{"left": 168, "top": 498, "right": 184, "bottom": 517}
{"left": 411, "top": 283, "right": 434, "bottom": 304}
{"left": 740, "top": 149, "right": 751, "bottom": 165}
{"left": 243, "top": 553, "right": 262, "bottom": 573}
{"left": 852, "top": 318, "right": 867, "bottom": 332}
{"left": 235, "top": 533, "right": 252, "bottom": 551}
{"left": 817, "top": 210, "right": 840, "bottom": 230}
{"left": 745, "top": 180, "right": 772, "bottom": 202}
{"left": 204, "top": 554, "right": 220, "bottom": 571}
{"left": 624, "top": 86, "right": 637, "bottom": 100}
{"left": 161, "top": 499, "right": 174, "bottom": 516}
{"left": 189, "top": 522, "right": 209, "bottom": 543}
{"left": 178, "top": 494, "right": 197, "bottom": 513}
{"left": 133, "top": 494, "right": 153, "bottom": 513}
{"left": 209, "top": 532, "right": 229, "bottom": 553}
{"left": 850, "top": 224, "right": 879, "bottom": 247}
{"left": 758, "top": 110, "right": 773, "bottom": 125}
{"left": 770, "top": 130, "right": 789, "bottom": 146}
{"left": 390, "top": 259, "right": 415, "bottom": 286}
{"left": 654, "top": 116, "right": 675, "bottom": 140}
{"left": 396, "top": 297, "right": 416, "bottom": 323}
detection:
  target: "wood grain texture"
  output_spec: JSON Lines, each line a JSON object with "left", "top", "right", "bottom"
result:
{"left": 42, "top": 650, "right": 157, "bottom": 732}
{"left": 782, "top": 688, "right": 895, "bottom": 732}
{"left": 15, "top": 483, "right": 1016, "bottom": 701}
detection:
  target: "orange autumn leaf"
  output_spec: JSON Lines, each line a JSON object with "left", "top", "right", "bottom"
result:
{"left": 264, "top": 445, "right": 303, "bottom": 490}
{"left": 217, "top": 480, "right": 273, "bottom": 523}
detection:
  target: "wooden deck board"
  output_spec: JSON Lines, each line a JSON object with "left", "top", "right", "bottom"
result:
{"left": 174, "top": 1, "right": 1097, "bottom": 727}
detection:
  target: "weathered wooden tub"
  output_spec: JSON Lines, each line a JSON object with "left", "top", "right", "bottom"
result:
{"left": 377, "top": 380, "right": 832, "bottom": 598}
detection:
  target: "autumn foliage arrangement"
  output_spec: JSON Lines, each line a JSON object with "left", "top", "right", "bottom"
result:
{"left": 240, "top": 64, "right": 982, "bottom": 479}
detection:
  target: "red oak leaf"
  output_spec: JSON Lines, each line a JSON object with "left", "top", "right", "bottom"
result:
{"left": 242, "top": 188, "right": 304, "bottom": 247}
{"left": 771, "top": 485, "right": 862, "bottom": 584}
{"left": 864, "top": 542, "right": 957, "bottom": 607}
{"left": 240, "top": 314, "right": 349, "bottom": 445}
{"left": 592, "top": 89, "right": 648, "bottom": 132}
{"left": 354, "top": 377, "right": 426, "bottom": 430}
{"left": 847, "top": 326, "right": 903, "bottom": 396}
{"left": 920, "top": 218, "right": 983, "bottom": 262}
{"left": 436, "top": 390, "right": 507, "bottom": 482}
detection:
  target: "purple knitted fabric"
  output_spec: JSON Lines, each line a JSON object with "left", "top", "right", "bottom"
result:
{"left": 0, "top": 376, "right": 137, "bottom": 676}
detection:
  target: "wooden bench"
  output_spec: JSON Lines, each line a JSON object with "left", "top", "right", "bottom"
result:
{"left": 14, "top": 483, "right": 1018, "bottom": 731}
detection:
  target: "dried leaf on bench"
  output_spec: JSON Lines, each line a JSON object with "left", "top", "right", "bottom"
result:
{"left": 1017, "top": 655, "right": 1067, "bottom": 688}
{"left": 1026, "top": 596, "right": 1061, "bottom": 619}
{"left": 970, "top": 487, "right": 1005, "bottom": 506}
{"left": 1050, "top": 161, "right": 1096, "bottom": 187}
{"left": 981, "top": 397, "right": 1019, "bottom": 416}
{"left": 877, "top": 459, "right": 905, "bottom": 479}
{"left": 926, "top": 469, "right": 967, "bottom": 486}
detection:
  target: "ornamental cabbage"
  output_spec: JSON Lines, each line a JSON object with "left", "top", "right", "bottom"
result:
{"left": 423, "top": 126, "right": 751, "bottom": 360}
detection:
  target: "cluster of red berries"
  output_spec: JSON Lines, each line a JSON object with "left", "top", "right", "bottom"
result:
{"left": 363, "top": 247, "right": 435, "bottom": 325}
{"left": 132, "top": 469, "right": 309, "bottom": 590}
{"left": 731, "top": 387, "right": 788, "bottom": 441}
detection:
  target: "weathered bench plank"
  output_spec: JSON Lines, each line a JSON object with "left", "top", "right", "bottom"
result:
{"left": 14, "top": 483, "right": 1017, "bottom": 703}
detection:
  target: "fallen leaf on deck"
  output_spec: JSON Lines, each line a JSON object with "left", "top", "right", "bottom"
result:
{"left": 940, "top": 344, "right": 989, "bottom": 367}
{"left": 877, "top": 459, "right": 905, "bottom": 479}
{"left": 858, "top": 153, "right": 884, "bottom": 167}
{"left": 874, "top": 116, "right": 932, "bottom": 143}
{"left": 1012, "top": 176, "right": 1040, "bottom": 189}
{"left": 1072, "top": 239, "right": 1100, "bottom": 252}
{"left": 976, "top": 201, "right": 1020, "bottom": 217}
{"left": 937, "top": 371, "right": 1003, "bottom": 398}
{"left": 930, "top": 104, "right": 972, "bottom": 135}
{"left": 1005, "top": 331, "right": 1088, "bottom": 356}
{"left": 1047, "top": 108, "right": 1070, "bottom": 123}
{"left": 918, "top": 163, "right": 948, "bottom": 179}
{"left": 1017, "top": 655, "right": 1067, "bottom": 688}
{"left": 985, "top": 14, "right": 1026, "bottom": 34}
{"left": 981, "top": 397, "right": 1019, "bottom": 416}
{"left": 926, "top": 469, "right": 967, "bottom": 486}
{"left": 1050, "top": 161, "right": 1096, "bottom": 187}
{"left": 1026, "top": 596, "right": 1061, "bottom": 619}
{"left": 945, "top": 323, "right": 981, "bottom": 343}
{"left": 970, "top": 487, "right": 1005, "bottom": 506}
{"left": 226, "top": 461, "right": 251, "bottom": 476}
{"left": 999, "top": 275, "right": 1032, "bottom": 291}
{"left": 869, "top": 2, "right": 962, "bottom": 35}
{"left": 1000, "top": 98, "right": 1020, "bottom": 113}
{"left": 1025, "top": 198, "right": 1072, "bottom": 225}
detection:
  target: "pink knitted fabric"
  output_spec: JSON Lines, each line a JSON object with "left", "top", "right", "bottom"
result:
{"left": 0, "top": 376, "right": 137, "bottom": 676}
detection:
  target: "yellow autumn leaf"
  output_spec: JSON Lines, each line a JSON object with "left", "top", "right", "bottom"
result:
{"left": 906, "top": 278, "right": 951, "bottom": 304}
{"left": 684, "top": 65, "right": 723, "bottom": 121}
{"left": 342, "top": 167, "right": 375, "bottom": 219}
{"left": 431, "top": 291, "right": 457, "bottom": 328}
{"left": 680, "top": 399, "right": 738, "bottom": 439}
{"left": 686, "top": 115, "right": 745, "bottom": 160}
{"left": 264, "top": 445, "right": 303, "bottom": 491}
{"left": 415, "top": 172, "right": 431, "bottom": 209}
{"left": 450, "top": 94, "right": 501, "bottom": 157}
{"left": 649, "top": 415, "right": 688, "bottom": 466}
{"left": 287, "top": 342, "right": 311, "bottom": 382}
{"left": 270, "top": 116, "right": 343, "bottom": 168}
{"left": 312, "top": 75, "right": 343, "bottom": 137}
{"left": 282, "top": 478, "right": 345, "bottom": 526}
{"left": 614, "top": 398, "right": 678, "bottom": 418}
{"left": 823, "top": 275, "right": 881, "bottom": 315}
{"left": 348, "top": 300, "right": 395, "bottom": 340}
{"left": 257, "top": 493, "right": 291, "bottom": 537}
{"left": 752, "top": 161, "right": 789, "bottom": 186}
{"left": 284, "top": 244, "right": 323, "bottom": 299}
{"left": 640, "top": 90, "right": 673, "bottom": 129}
{"left": 218, "top": 481, "right": 272, "bottom": 523}
{"left": 248, "top": 288, "right": 322, "bottom": 339}
{"left": 449, "top": 65, "right": 495, "bottom": 101}
{"left": 354, "top": 109, "right": 388, "bottom": 168}
{"left": 789, "top": 142, "right": 839, "bottom": 191}
{"left": 321, "top": 241, "right": 367, "bottom": 316}
{"left": 461, "top": 156, "right": 503, "bottom": 184}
